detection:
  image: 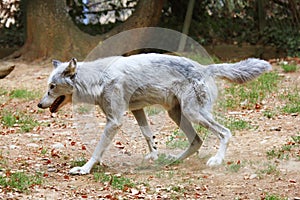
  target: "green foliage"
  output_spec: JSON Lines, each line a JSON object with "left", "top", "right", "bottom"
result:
{"left": 94, "top": 173, "right": 135, "bottom": 190}
{"left": 226, "top": 161, "right": 243, "bottom": 173}
{"left": 264, "top": 194, "right": 287, "bottom": 200}
{"left": 0, "top": 171, "right": 43, "bottom": 193}
{"left": 166, "top": 129, "right": 189, "bottom": 150}
{"left": 281, "top": 89, "right": 300, "bottom": 114}
{"left": 281, "top": 64, "right": 298, "bottom": 73}
{"left": 258, "top": 163, "right": 280, "bottom": 176}
{"left": 1, "top": 110, "right": 40, "bottom": 133}
{"left": 222, "top": 72, "right": 279, "bottom": 109}
{"left": 266, "top": 134, "right": 300, "bottom": 160}
{"left": 71, "top": 158, "right": 87, "bottom": 168}
{"left": 145, "top": 106, "right": 163, "bottom": 116}
{"left": 154, "top": 154, "right": 181, "bottom": 166}
{"left": 9, "top": 89, "right": 39, "bottom": 100}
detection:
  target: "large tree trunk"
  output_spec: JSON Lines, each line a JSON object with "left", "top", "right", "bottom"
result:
{"left": 14, "top": 0, "right": 164, "bottom": 61}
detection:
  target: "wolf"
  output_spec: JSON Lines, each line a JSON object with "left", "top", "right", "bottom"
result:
{"left": 37, "top": 53, "right": 271, "bottom": 175}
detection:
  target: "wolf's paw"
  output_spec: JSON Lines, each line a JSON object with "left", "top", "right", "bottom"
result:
{"left": 206, "top": 155, "right": 223, "bottom": 167}
{"left": 69, "top": 166, "right": 90, "bottom": 175}
{"left": 145, "top": 150, "right": 158, "bottom": 160}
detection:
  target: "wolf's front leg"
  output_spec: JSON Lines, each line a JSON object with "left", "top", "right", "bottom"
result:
{"left": 69, "top": 120, "right": 122, "bottom": 175}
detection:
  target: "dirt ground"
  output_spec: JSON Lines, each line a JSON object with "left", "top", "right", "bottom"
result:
{"left": 0, "top": 59, "right": 299, "bottom": 199}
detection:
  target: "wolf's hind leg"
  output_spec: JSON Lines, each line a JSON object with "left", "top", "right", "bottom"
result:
{"left": 132, "top": 109, "right": 158, "bottom": 160}
{"left": 184, "top": 108, "right": 232, "bottom": 166}
{"left": 168, "top": 105, "right": 203, "bottom": 161}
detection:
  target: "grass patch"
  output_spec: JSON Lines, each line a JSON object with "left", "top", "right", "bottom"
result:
{"left": 0, "top": 171, "right": 43, "bottom": 193}
{"left": 222, "top": 72, "right": 279, "bottom": 109}
{"left": 217, "top": 116, "right": 252, "bottom": 134}
{"left": 0, "top": 87, "right": 8, "bottom": 96}
{"left": 166, "top": 129, "right": 189, "bottom": 150}
{"left": 281, "top": 90, "right": 300, "bottom": 114}
{"left": 9, "top": 89, "right": 39, "bottom": 100}
{"left": 264, "top": 194, "right": 287, "bottom": 200}
{"left": 226, "top": 161, "right": 243, "bottom": 173}
{"left": 145, "top": 105, "right": 163, "bottom": 116}
{"left": 281, "top": 64, "right": 297, "bottom": 73}
{"left": 258, "top": 163, "right": 280, "bottom": 176}
{"left": 154, "top": 154, "right": 182, "bottom": 166}
{"left": 70, "top": 158, "right": 87, "bottom": 168}
{"left": 263, "top": 110, "right": 276, "bottom": 119}
{"left": 0, "top": 110, "right": 40, "bottom": 132}
{"left": 266, "top": 134, "right": 300, "bottom": 160}
{"left": 94, "top": 172, "right": 135, "bottom": 190}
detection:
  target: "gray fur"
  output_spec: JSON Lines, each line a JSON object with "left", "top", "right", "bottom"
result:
{"left": 38, "top": 53, "right": 272, "bottom": 175}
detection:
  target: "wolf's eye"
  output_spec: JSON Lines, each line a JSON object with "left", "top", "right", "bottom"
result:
{"left": 49, "top": 84, "right": 55, "bottom": 90}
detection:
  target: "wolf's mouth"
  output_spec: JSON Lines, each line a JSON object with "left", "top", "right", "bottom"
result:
{"left": 50, "top": 95, "right": 65, "bottom": 113}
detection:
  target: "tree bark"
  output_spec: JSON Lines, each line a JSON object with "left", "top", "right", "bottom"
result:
{"left": 13, "top": 0, "right": 164, "bottom": 61}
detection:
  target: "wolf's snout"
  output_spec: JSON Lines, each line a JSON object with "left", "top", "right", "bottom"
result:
{"left": 37, "top": 102, "right": 43, "bottom": 109}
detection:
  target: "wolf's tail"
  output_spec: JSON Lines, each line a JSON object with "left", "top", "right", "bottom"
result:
{"left": 206, "top": 58, "right": 272, "bottom": 84}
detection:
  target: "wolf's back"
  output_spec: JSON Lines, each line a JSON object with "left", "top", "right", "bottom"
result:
{"left": 206, "top": 58, "right": 272, "bottom": 84}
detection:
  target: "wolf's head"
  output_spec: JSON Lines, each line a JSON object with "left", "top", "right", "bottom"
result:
{"left": 37, "top": 58, "right": 77, "bottom": 113}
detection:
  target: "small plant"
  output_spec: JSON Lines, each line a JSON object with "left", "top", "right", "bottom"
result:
{"left": 264, "top": 193, "right": 287, "bottom": 200}
{"left": 263, "top": 110, "right": 276, "bottom": 119}
{"left": 222, "top": 72, "right": 279, "bottom": 109}
{"left": 145, "top": 105, "right": 163, "bottom": 116}
{"left": 166, "top": 129, "right": 189, "bottom": 150}
{"left": 154, "top": 153, "right": 181, "bottom": 166}
{"left": 94, "top": 172, "right": 135, "bottom": 190}
{"left": 41, "top": 148, "right": 48, "bottom": 155}
{"left": 70, "top": 158, "right": 87, "bottom": 168}
{"left": 9, "top": 89, "right": 39, "bottom": 100}
{"left": 0, "top": 171, "right": 43, "bottom": 193}
{"left": 218, "top": 116, "right": 252, "bottom": 133}
{"left": 258, "top": 163, "right": 279, "bottom": 176}
{"left": 280, "top": 89, "right": 300, "bottom": 114}
{"left": 267, "top": 134, "right": 300, "bottom": 160}
{"left": 1, "top": 111, "right": 17, "bottom": 127}
{"left": 281, "top": 64, "right": 297, "bottom": 73}
{"left": 0, "top": 110, "right": 40, "bottom": 133}
{"left": 226, "top": 161, "right": 242, "bottom": 173}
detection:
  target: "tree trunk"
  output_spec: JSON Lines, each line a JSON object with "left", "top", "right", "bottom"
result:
{"left": 14, "top": 0, "right": 164, "bottom": 61}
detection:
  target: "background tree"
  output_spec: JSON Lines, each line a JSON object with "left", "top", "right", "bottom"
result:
{"left": 9, "top": 0, "right": 164, "bottom": 60}
{"left": 1, "top": 0, "right": 300, "bottom": 61}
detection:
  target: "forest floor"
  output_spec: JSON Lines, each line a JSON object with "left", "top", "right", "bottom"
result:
{"left": 0, "top": 58, "right": 299, "bottom": 200}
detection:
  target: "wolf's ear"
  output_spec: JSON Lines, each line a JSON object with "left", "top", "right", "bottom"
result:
{"left": 52, "top": 60, "right": 62, "bottom": 68}
{"left": 63, "top": 58, "right": 77, "bottom": 78}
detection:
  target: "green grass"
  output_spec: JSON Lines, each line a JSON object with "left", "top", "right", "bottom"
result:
{"left": 266, "top": 133, "right": 300, "bottom": 160}
{"left": 264, "top": 194, "right": 287, "bottom": 200}
{"left": 0, "top": 110, "right": 40, "bottom": 133}
{"left": 281, "top": 90, "right": 300, "bottom": 114}
{"left": 258, "top": 163, "right": 280, "bottom": 176}
{"left": 217, "top": 116, "right": 252, "bottom": 134}
{"left": 263, "top": 110, "right": 276, "bottom": 119}
{"left": 0, "top": 171, "right": 43, "bottom": 193}
{"left": 94, "top": 172, "right": 135, "bottom": 190}
{"left": 70, "top": 158, "right": 87, "bottom": 168}
{"left": 226, "top": 161, "right": 243, "bottom": 173}
{"left": 222, "top": 72, "right": 279, "bottom": 109}
{"left": 9, "top": 89, "right": 39, "bottom": 100}
{"left": 154, "top": 153, "right": 182, "bottom": 166}
{"left": 0, "top": 87, "right": 8, "bottom": 96}
{"left": 281, "top": 64, "right": 297, "bottom": 73}
{"left": 145, "top": 105, "right": 163, "bottom": 116}
{"left": 166, "top": 129, "right": 189, "bottom": 150}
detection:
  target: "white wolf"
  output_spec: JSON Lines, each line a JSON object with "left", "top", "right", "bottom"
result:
{"left": 38, "top": 53, "right": 271, "bottom": 175}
